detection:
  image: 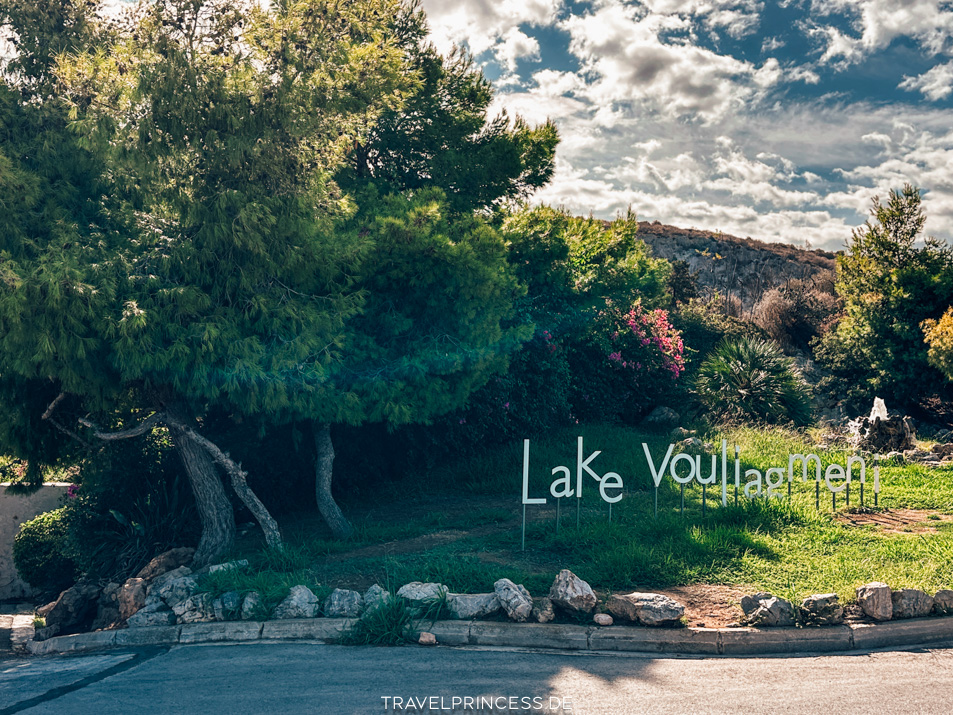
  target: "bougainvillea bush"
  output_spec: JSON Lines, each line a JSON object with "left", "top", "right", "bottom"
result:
{"left": 569, "top": 300, "right": 685, "bottom": 423}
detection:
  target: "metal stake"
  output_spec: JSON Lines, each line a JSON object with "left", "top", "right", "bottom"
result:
{"left": 702, "top": 482, "right": 707, "bottom": 516}
{"left": 815, "top": 480, "right": 820, "bottom": 511}
{"left": 556, "top": 498, "right": 560, "bottom": 534}
{"left": 521, "top": 504, "right": 526, "bottom": 551}
{"left": 680, "top": 482, "right": 685, "bottom": 516}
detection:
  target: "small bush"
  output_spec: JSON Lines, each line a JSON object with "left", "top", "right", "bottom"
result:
{"left": 62, "top": 431, "right": 200, "bottom": 580}
{"left": 696, "top": 337, "right": 812, "bottom": 426}
{"left": 339, "top": 596, "right": 415, "bottom": 646}
{"left": 671, "top": 297, "right": 765, "bottom": 377}
{"left": 569, "top": 300, "right": 685, "bottom": 422}
{"left": 923, "top": 306, "right": 953, "bottom": 381}
{"left": 753, "top": 278, "right": 840, "bottom": 352}
{"left": 13, "top": 507, "right": 78, "bottom": 596}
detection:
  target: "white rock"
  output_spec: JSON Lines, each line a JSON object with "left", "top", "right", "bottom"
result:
{"left": 126, "top": 609, "right": 176, "bottom": 628}
{"left": 447, "top": 593, "right": 501, "bottom": 620}
{"left": 548, "top": 570, "right": 597, "bottom": 614}
{"left": 934, "top": 589, "right": 953, "bottom": 616}
{"left": 273, "top": 585, "right": 321, "bottom": 619}
{"left": 532, "top": 597, "right": 555, "bottom": 623}
{"left": 892, "top": 589, "right": 934, "bottom": 619}
{"left": 607, "top": 592, "right": 685, "bottom": 626}
{"left": 363, "top": 584, "right": 393, "bottom": 614}
{"left": 494, "top": 579, "right": 533, "bottom": 622}
{"left": 856, "top": 582, "right": 893, "bottom": 621}
{"left": 396, "top": 582, "right": 448, "bottom": 614}
{"left": 593, "top": 613, "right": 613, "bottom": 626}
{"left": 240, "top": 592, "right": 263, "bottom": 621}
{"left": 324, "top": 588, "right": 364, "bottom": 618}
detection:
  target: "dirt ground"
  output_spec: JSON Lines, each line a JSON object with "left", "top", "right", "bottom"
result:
{"left": 835, "top": 507, "right": 953, "bottom": 534}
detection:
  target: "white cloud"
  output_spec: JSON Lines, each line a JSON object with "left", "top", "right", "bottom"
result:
{"left": 494, "top": 27, "right": 540, "bottom": 72}
{"left": 420, "top": 0, "right": 561, "bottom": 57}
{"left": 900, "top": 62, "right": 953, "bottom": 101}
{"left": 561, "top": 1, "right": 778, "bottom": 121}
{"left": 810, "top": 0, "right": 953, "bottom": 65}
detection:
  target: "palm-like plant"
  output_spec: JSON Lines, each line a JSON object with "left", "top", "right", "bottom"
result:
{"left": 696, "top": 337, "right": 812, "bottom": 425}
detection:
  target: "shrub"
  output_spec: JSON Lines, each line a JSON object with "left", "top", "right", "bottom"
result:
{"left": 569, "top": 300, "right": 685, "bottom": 422}
{"left": 13, "top": 507, "right": 78, "bottom": 596}
{"left": 815, "top": 185, "right": 953, "bottom": 408}
{"left": 753, "top": 278, "right": 840, "bottom": 352}
{"left": 924, "top": 307, "right": 953, "bottom": 381}
{"left": 696, "top": 337, "right": 812, "bottom": 426}
{"left": 61, "top": 431, "right": 200, "bottom": 580}
{"left": 671, "top": 297, "right": 765, "bottom": 377}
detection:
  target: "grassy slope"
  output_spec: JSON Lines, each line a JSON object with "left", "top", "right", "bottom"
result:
{"left": 201, "top": 424, "right": 953, "bottom": 612}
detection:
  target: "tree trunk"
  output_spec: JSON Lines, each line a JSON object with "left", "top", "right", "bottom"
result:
{"left": 182, "top": 424, "right": 283, "bottom": 551}
{"left": 314, "top": 424, "right": 352, "bottom": 539}
{"left": 168, "top": 418, "right": 235, "bottom": 566}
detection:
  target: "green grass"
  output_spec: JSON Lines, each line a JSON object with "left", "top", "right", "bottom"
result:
{"left": 205, "top": 423, "right": 953, "bottom": 611}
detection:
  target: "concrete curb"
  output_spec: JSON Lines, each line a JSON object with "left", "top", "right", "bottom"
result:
{"left": 24, "top": 616, "right": 953, "bottom": 657}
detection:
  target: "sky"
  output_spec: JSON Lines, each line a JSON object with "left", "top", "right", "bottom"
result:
{"left": 419, "top": 0, "right": 953, "bottom": 251}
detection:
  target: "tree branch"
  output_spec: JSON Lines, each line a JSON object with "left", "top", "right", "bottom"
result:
{"left": 78, "top": 412, "right": 165, "bottom": 440}
{"left": 41, "top": 392, "right": 92, "bottom": 449}
{"left": 163, "top": 414, "right": 283, "bottom": 551}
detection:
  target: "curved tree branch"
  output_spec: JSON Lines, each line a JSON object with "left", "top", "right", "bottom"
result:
{"left": 163, "top": 414, "right": 283, "bottom": 551}
{"left": 41, "top": 392, "right": 92, "bottom": 449}
{"left": 78, "top": 412, "right": 165, "bottom": 440}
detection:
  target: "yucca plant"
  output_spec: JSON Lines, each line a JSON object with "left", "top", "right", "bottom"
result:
{"left": 696, "top": 338, "right": 812, "bottom": 426}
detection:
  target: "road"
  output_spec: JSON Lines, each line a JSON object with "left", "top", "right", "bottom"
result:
{"left": 4, "top": 641, "right": 953, "bottom": 714}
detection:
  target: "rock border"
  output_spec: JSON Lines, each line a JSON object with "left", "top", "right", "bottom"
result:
{"left": 24, "top": 615, "right": 953, "bottom": 657}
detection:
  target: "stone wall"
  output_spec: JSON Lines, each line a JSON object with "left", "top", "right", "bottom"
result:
{"left": 0, "top": 483, "right": 69, "bottom": 600}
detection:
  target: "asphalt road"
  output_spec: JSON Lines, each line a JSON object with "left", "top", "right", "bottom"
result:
{"left": 4, "top": 641, "right": 953, "bottom": 715}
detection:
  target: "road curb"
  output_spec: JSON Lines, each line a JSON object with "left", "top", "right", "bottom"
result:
{"left": 24, "top": 616, "right": 953, "bottom": 657}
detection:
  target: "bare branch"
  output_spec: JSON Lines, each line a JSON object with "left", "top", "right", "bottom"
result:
{"left": 78, "top": 413, "right": 165, "bottom": 441}
{"left": 41, "top": 392, "right": 93, "bottom": 449}
{"left": 41, "top": 392, "right": 66, "bottom": 421}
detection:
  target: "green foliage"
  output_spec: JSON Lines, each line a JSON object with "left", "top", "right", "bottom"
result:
{"left": 337, "top": 1, "right": 557, "bottom": 214}
{"left": 668, "top": 259, "right": 700, "bottom": 305}
{"left": 334, "top": 188, "right": 527, "bottom": 426}
{"left": 696, "top": 337, "right": 812, "bottom": 426}
{"left": 923, "top": 307, "right": 953, "bottom": 382}
{"left": 670, "top": 297, "right": 765, "bottom": 377}
{"left": 569, "top": 301, "right": 685, "bottom": 423}
{"left": 339, "top": 596, "right": 416, "bottom": 646}
{"left": 501, "top": 206, "right": 671, "bottom": 325}
{"left": 13, "top": 507, "right": 78, "bottom": 596}
{"left": 815, "top": 185, "right": 953, "bottom": 407}
{"left": 60, "top": 431, "right": 200, "bottom": 580}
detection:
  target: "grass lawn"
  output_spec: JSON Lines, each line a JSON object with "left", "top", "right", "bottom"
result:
{"left": 201, "top": 424, "right": 953, "bottom": 623}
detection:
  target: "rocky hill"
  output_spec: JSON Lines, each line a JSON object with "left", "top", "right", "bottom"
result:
{"left": 638, "top": 221, "right": 838, "bottom": 309}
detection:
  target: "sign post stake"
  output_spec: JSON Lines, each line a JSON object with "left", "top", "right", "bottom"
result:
{"left": 521, "top": 504, "right": 526, "bottom": 551}
{"left": 556, "top": 498, "right": 560, "bottom": 534}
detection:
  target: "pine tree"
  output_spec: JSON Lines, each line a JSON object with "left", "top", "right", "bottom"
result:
{"left": 0, "top": 0, "right": 409, "bottom": 563}
{"left": 816, "top": 185, "right": 953, "bottom": 407}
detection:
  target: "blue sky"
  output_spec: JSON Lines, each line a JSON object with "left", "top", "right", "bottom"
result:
{"left": 421, "top": 0, "right": 953, "bottom": 250}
